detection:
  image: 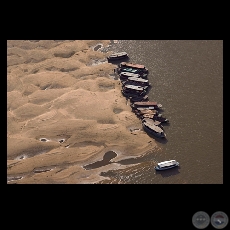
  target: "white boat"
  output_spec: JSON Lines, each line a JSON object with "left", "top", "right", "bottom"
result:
{"left": 107, "top": 52, "right": 128, "bottom": 61}
{"left": 154, "top": 160, "right": 179, "bottom": 171}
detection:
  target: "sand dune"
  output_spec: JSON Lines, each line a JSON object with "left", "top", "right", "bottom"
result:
{"left": 7, "top": 40, "right": 158, "bottom": 184}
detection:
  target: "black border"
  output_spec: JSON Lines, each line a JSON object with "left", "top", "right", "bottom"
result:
{"left": 4, "top": 36, "right": 225, "bottom": 229}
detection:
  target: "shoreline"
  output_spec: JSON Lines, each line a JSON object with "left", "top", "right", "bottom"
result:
{"left": 7, "top": 40, "right": 159, "bottom": 184}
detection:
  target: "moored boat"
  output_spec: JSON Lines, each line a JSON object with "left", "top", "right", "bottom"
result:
{"left": 131, "top": 101, "right": 163, "bottom": 109}
{"left": 154, "top": 160, "right": 179, "bottom": 171}
{"left": 107, "top": 52, "right": 128, "bottom": 61}
{"left": 119, "top": 62, "right": 148, "bottom": 73}
{"left": 119, "top": 72, "right": 141, "bottom": 79}
{"left": 134, "top": 109, "right": 159, "bottom": 118}
{"left": 142, "top": 118, "right": 163, "bottom": 129}
{"left": 141, "top": 114, "right": 169, "bottom": 123}
{"left": 123, "top": 84, "right": 148, "bottom": 91}
{"left": 117, "top": 67, "right": 148, "bottom": 78}
{"left": 121, "top": 76, "right": 150, "bottom": 86}
{"left": 135, "top": 109, "right": 158, "bottom": 115}
{"left": 142, "top": 119, "right": 166, "bottom": 138}
{"left": 135, "top": 106, "right": 156, "bottom": 110}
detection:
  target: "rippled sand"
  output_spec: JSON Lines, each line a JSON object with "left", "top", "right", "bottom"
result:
{"left": 7, "top": 40, "right": 158, "bottom": 184}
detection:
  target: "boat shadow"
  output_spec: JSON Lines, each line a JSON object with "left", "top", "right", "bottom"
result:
{"left": 83, "top": 151, "right": 117, "bottom": 170}
{"left": 155, "top": 166, "right": 180, "bottom": 177}
{"left": 161, "top": 122, "right": 170, "bottom": 126}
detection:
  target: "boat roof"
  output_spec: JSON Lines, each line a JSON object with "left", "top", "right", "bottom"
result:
{"left": 143, "top": 118, "right": 161, "bottom": 125}
{"left": 157, "top": 160, "right": 177, "bottom": 167}
{"left": 110, "top": 52, "right": 127, "bottom": 57}
{"left": 143, "top": 122, "right": 164, "bottom": 133}
{"left": 121, "top": 68, "right": 139, "bottom": 73}
{"left": 139, "top": 110, "right": 157, "bottom": 114}
{"left": 124, "top": 85, "right": 145, "bottom": 91}
{"left": 127, "top": 77, "right": 148, "bottom": 82}
{"left": 136, "top": 107, "right": 155, "bottom": 110}
{"left": 120, "top": 72, "right": 140, "bottom": 77}
{"left": 134, "top": 101, "right": 158, "bottom": 106}
{"left": 120, "top": 62, "right": 146, "bottom": 69}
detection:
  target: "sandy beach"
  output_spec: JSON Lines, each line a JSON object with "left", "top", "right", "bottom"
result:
{"left": 7, "top": 40, "right": 159, "bottom": 184}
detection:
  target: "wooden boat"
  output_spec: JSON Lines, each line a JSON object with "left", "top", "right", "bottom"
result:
{"left": 142, "top": 119, "right": 166, "bottom": 138}
{"left": 121, "top": 76, "right": 150, "bottom": 86}
{"left": 123, "top": 84, "right": 148, "bottom": 91}
{"left": 131, "top": 101, "right": 163, "bottom": 109}
{"left": 117, "top": 67, "right": 148, "bottom": 78}
{"left": 129, "top": 95, "right": 149, "bottom": 103}
{"left": 119, "top": 72, "right": 141, "bottom": 79}
{"left": 119, "top": 62, "right": 148, "bottom": 73}
{"left": 142, "top": 118, "right": 162, "bottom": 127}
{"left": 154, "top": 160, "right": 179, "bottom": 171}
{"left": 135, "top": 109, "right": 158, "bottom": 115}
{"left": 107, "top": 52, "right": 128, "bottom": 61}
{"left": 121, "top": 89, "right": 146, "bottom": 98}
{"left": 135, "top": 106, "right": 155, "bottom": 110}
{"left": 135, "top": 110, "right": 161, "bottom": 119}
{"left": 142, "top": 114, "right": 169, "bottom": 123}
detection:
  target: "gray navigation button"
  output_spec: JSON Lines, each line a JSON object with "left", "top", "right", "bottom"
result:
{"left": 192, "top": 211, "right": 210, "bottom": 229}
{"left": 211, "top": 211, "right": 229, "bottom": 229}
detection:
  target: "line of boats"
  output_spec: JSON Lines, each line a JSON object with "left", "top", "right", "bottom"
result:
{"left": 107, "top": 51, "right": 179, "bottom": 171}
{"left": 109, "top": 56, "right": 168, "bottom": 138}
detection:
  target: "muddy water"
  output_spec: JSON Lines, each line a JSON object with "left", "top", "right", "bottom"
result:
{"left": 98, "top": 40, "right": 223, "bottom": 184}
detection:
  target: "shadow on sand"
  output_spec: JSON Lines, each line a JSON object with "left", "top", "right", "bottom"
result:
{"left": 83, "top": 151, "right": 117, "bottom": 170}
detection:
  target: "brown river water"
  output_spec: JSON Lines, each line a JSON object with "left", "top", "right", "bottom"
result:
{"left": 97, "top": 40, "right": 223, "bottom": 184}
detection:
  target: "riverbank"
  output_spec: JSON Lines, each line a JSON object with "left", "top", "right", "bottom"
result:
{"left": 7, "top": 40, "right": 159, "bottom": 184}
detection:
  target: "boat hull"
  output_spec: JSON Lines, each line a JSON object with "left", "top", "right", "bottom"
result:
{"left": 154, "top": 163, "right": 179, "bottom": 171}
{"left": 117, "top": 67, "right": 148, "bottom": 78}
{"left": 142, "top": 123, "right": 166, "bottom": 138}
{"left": 107, "top": 52, "right": 128, "bottom": 61}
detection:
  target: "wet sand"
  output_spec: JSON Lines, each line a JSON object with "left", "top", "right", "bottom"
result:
{"left": 7, "top": 40, "right": 159, "bottom": 184}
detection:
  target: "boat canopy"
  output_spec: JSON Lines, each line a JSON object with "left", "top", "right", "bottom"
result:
{"left": 124, "top": 85, "right": 145, "bottom": 91}
{"left": 120, "top": 62, "right": 146, "bottom": 69}
{"left": 121, "top": 68, "right": 139, "bottom": 73}
{"left": 158, "top": 160, "right": 177, "bottom": 168}
{"left": 120, "top": 72, "right": 140, "bottom": 77}
{"left": 136, "top": 107, "right": 155, "bottom": 110}
{"left": 127, "top": 77, "right": 148, "bottom": 83}
{"left": 134, "top": 101, "right": 158, "bottom": 106}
